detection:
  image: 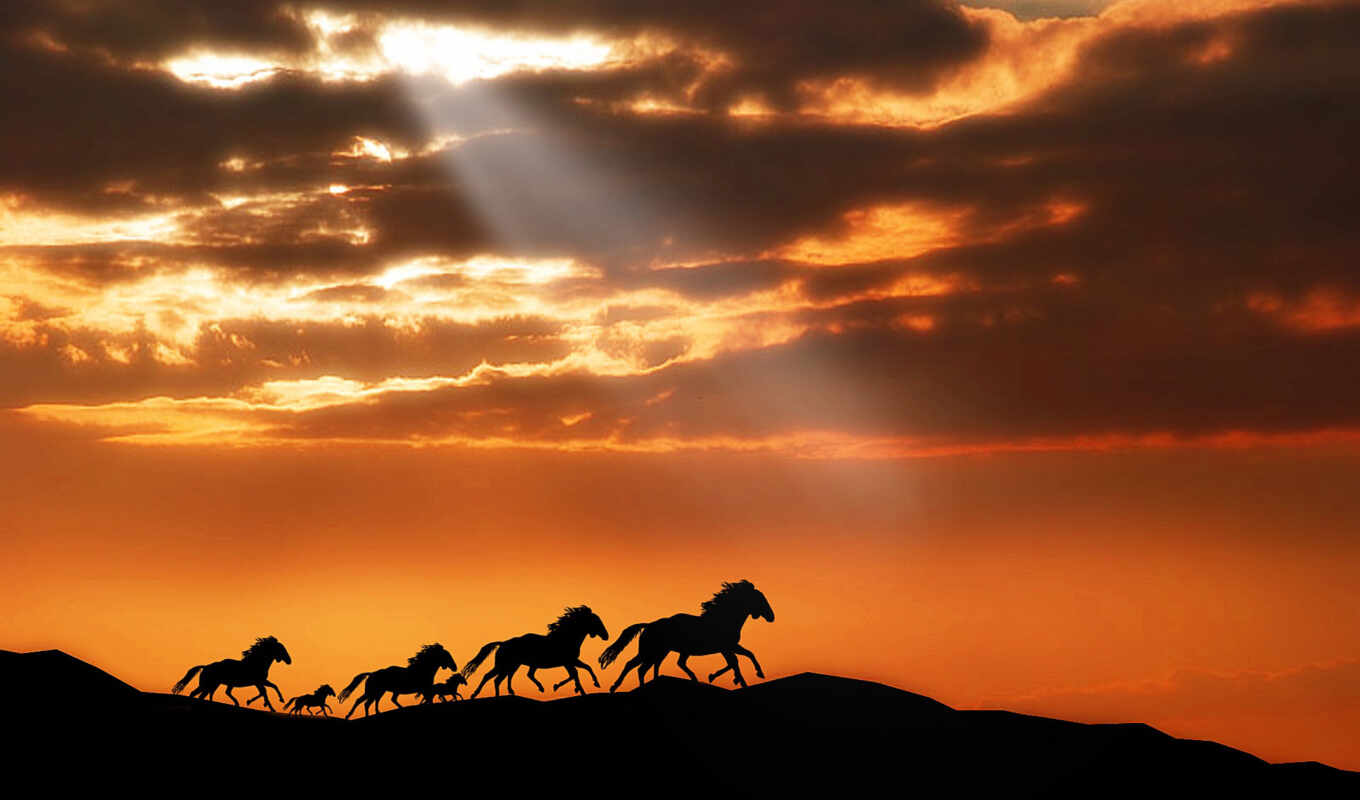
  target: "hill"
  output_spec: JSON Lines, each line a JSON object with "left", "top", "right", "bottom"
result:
{"left": 3, "top": 649, "right": 1354, "bottom": 796}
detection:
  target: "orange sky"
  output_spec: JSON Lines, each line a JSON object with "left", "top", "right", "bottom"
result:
{"left": 3, "top": 0, "right": 1360, "bottom": 772}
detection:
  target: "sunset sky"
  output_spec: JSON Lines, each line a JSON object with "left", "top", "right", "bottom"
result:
{"left": 3, "top": 0, "right": 1359, "bottom": 769}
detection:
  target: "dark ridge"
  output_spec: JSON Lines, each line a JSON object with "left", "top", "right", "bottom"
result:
{"left": 1, "top": 648, "right": 140, "bottom": 707}
{"left": 4, "top": 649, "right": 1355, "bottom": 796}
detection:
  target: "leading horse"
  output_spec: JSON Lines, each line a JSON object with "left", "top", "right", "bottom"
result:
{"left": 171, "top": 636, "right": 293, "bottom": 710}
{"left": 462, "top": 606, "right": 609, "bottom": 698}
{"left": 600, "top": 580, "right": 773, "bottom": 692}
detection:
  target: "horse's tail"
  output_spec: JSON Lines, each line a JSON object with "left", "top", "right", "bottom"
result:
{"left": 283, "top": 695, "right": 299, "bottom": 710}
{"left": 172, "top": 664, "right": 204, "bottom": 695}
{"left": 337, "top": 671, "right": 371, "bottom": 702}
{"left": 599, "top": 622, "right": 648, "bottom": 668}
{"left": 460, "top": 641, "right": 501, "bottom": 678}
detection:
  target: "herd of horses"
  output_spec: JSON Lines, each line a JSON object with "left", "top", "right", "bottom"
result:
{"left": 171, "top": 580, "right": 775, "bottom": 718}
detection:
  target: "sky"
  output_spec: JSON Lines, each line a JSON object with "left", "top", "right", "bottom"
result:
{"left": 1, "top": 0, "right": 1358, "bottom": 769}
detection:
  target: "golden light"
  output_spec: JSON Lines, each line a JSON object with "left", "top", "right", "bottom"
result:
{"left": 0, "top": 195, "right": 182, "bottom": 246}
{"left": 164, "top": 53, "right": 282, "bottom": 89}
{"left": 773, "top": 202, "right": 972, "bottom": 265}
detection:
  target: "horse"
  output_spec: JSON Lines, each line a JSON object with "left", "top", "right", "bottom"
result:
{"left": 283, "top": 684, "right": 336, "bottom": 716}
{"left": 172, "top": 636, "right": 292, "bottom": 710}
{"left": 600, "top": 580, "right": 774, "bottom": 692}
{"left": 462, "top": 606, "right": 609, "bottom": 698}
{"left": 337, "top": 643, "right": 457, "bottom": 718}
{"left": 416, "top": 675, "right": 467, "bottom": 704}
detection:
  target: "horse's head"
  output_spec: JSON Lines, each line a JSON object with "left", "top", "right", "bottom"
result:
{"left": 249, "top": 636, "right": 292, "bottom": 664}
{"left": 744, "top": 584, "right": 775, "bottom": 623}
{"left": 586, "top": 609, "right": 610, "bottom": 641}
{"left": 271, "top": 639, "right": 293, "bottom": 665}
{"left": 424, "top": 643, "right": 457, "bottom": 673}
{"left": 550, "top": 605, "right": 609, "bottom": 640}
{"left": 318, "top": 684, "right": 336, "bottom": 698}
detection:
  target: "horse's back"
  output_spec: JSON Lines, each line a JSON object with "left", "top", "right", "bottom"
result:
{"left": 500, "top": 632, "right": 553, "bottom": 664}
{"left": 646, "top": 613, "right": 726, "bottom": 654}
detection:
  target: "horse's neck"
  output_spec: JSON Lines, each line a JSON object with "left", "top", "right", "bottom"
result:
{"left": 242, "top": 653, "right": 273, "bottom": 677}
{"left": 551, "top": 626, "right": 589, "bottom": 654}
{"left": 409, "top": 660, "right": 440, "bottom": 682}
{"left": 704, "top": 605, "right": 749, "bottom": 638}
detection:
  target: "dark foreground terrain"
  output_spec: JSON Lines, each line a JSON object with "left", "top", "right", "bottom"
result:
{"left": 4, "top": 648, "right": 1354, "bottom": 796}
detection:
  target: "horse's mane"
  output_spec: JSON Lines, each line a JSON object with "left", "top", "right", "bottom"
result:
{"left": 241, "top": 636, "right": 280, "bottom": 658}
{"left": 408, "top": 643, "right": 447, "bottom": 666}
{"left": 701, "top": 580, "right": 755, "bottom": 616}
{"left": 548, "top": 605, "right": 595, "bottom": 632}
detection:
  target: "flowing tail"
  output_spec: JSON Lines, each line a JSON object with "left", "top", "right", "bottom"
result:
{"left": 172, "top": 665, "right": 204, "bottom": 694}
{"left": 283, "top": 696, "right": 299, "bottom": 711}
{"left": 599, "top": 622, "right": 648, "bottom": 668}
{"left": 337, "top": 671, "right": 372, "bottom": 702}
{"left": 460, "top": 641, "right": 502, "bottom": 678}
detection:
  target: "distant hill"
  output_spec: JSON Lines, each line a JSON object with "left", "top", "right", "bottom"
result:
{"left": 3, "top": 649, "right": 1354, "bottom": 796}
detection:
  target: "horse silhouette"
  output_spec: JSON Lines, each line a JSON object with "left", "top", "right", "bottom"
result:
{"left": 462, "top": 606, "right": 609, "bottom": 698}
{"left": 600, "top": 580, "right": 773, "bottom": 692}
{"left": 416, "top": 674, "right": 467, "bottom": 704}
{"left": 171, "top": 636, "right": 292, "bottom": 710}
{"left": 283, "top": 684, "right": 336, "bottom": 716}
{"left": 337, "top": 643, "right": 456, "bottom": 718}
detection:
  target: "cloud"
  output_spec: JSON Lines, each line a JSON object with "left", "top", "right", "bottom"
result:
{"left": 3, "top": 0, "right": 1360, "bottom": 456}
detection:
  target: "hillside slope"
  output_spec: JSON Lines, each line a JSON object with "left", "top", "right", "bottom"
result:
{"left": 3, "top": 649, "right": 1353, "bottom": 796}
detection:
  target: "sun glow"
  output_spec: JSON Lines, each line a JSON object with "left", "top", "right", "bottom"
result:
{"left": 164, "top": 53, "right": 282, "bottom": 88}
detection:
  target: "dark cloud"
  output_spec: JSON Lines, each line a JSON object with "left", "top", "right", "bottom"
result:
{"left": 253, "top": 302, "right": 1360, "bottom": 445}
{"left": 6, "top": 1, "right": 1360, "bottom": 448}
{"left": 0, "top": 314, "right": 571, "bottom": 407}
{"left": 4, "top": 1, "right": 986, "bottom": 107}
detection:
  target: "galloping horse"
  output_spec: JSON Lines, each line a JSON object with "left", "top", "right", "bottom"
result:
{"left": 171, "top": 636, "right": 293, "bottom": 710}
{"left": 338, "top": 643, "right": 457, "bottom": 718}
{"left": 284, "top": 684, "right": 336, "bottom": 716}
{"left": 462, "top": 606, "right": 609, "bottom": 698}
{"left": 600, "top": 580, "right": 774, "bottom": 692}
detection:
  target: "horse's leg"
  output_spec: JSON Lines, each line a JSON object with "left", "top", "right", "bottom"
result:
{"left": 390, "top": 691, "right": 402, "bottom": 708}
{"left": 733, "top": 645, "right": 765, "bottom": 679}
{"left": 708, "top": 664, "right": 732, "bottom": 682}
{"left": 720, "top": 651, "right": 747, "bottom": 687}
{"left": 677, "top": 654, "right": 699, "bottom": 682}
{"left": 526, "top": 667, "right": 546, "bottom": 693}
{"left": 248, "top": 685, "right": 270, "bottom": 708}
{"left": 224, "top": 686, "right": 240, "bottom": 706}
{"left": 266, "top": 680, "right": 286, "bottom": 704}
{"left": 504, "top": 665, "right": 517, "bottom": 696}
{"left": 576, "top": 659, "right": 601, "bottom": 688}
{"left": 569, "top": 665, "right": 586, "bottom": 695}
{"left": 610, "top": 654, "right": 644, "bottom": 693}
{"left": 471, "top": 670, "right": 496, "bottom": 699}
{"left": 344, "top": 694, "right": 365, "bottom": 719}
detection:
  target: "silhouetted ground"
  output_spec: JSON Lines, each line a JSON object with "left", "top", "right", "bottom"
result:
{"left": 4, "top": 649, "right": 1354, "bottom": 796}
